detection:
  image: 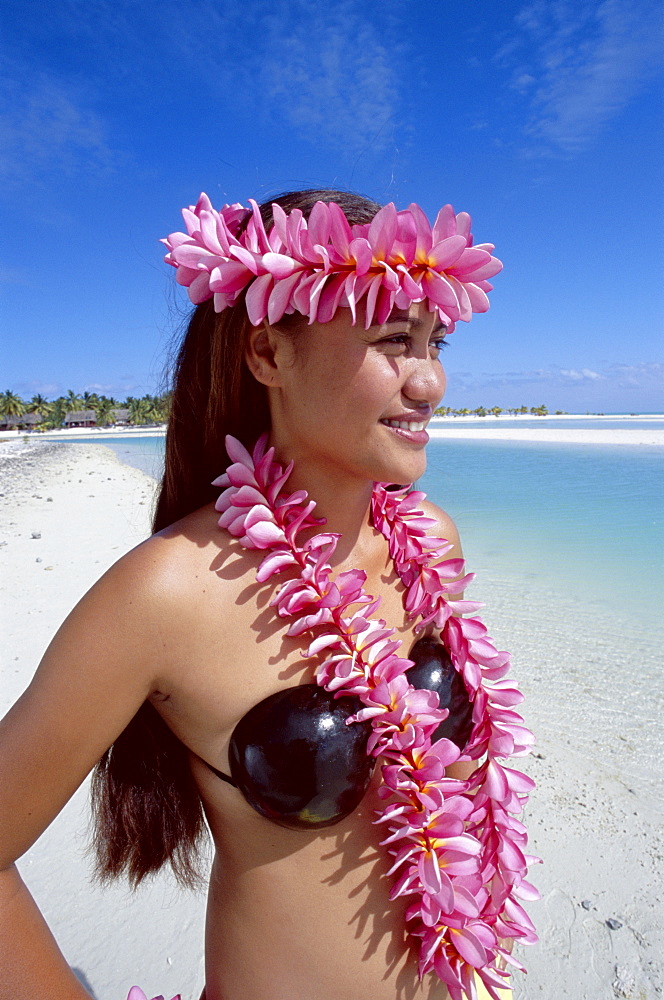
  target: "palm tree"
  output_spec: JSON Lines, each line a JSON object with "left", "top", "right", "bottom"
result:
{"left": 82, "top": 391, "right": 101, "bottom": 409}
{"left": 490, "top": 406, "right": 502, "bottom": 418}
{"left": 160, "top": 391, "right": 172, "bottom": 417}
{"left": 26, "top": 394, "right": 53, "bottom": 418}
{"left": 42, "top": 397, "right": 68, "bottom": 430}
{"left": 1, "top": 390, "right": 26, "bottom": 417}
{"left": 94, "top": 397, "right": 115, "bottom": 426}
{"left": 64, "top": 389, "right": 84, "bottom": 412}
{"left": 128, "top": 397, "right": 150, "bottom": 425}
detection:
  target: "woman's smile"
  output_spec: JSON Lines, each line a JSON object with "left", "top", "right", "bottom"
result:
{"left": 379, "top": 413, "right": 431, "bottom": 445}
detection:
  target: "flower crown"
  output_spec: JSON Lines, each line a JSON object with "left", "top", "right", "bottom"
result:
{"left": 162, "top": 194, "right": 502, "bottom": 331}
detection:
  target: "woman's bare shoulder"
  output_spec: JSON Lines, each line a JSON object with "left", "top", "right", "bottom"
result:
{"left": 418, "top": 497, "right": 462, "bottom": 556}
{"left": 104, "top": 502, "right": 260, "bottom": 607}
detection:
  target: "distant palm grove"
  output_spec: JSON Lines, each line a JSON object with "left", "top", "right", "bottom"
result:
{"left": 0, "top": 390, "right": 171, "bottom": 430}
{"left": 434, "top": 404, "right": 560, "bottom": 417}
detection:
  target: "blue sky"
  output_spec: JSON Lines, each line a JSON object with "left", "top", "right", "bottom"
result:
{"left": 1, "top": 0, "right": 662, "bottom": 411}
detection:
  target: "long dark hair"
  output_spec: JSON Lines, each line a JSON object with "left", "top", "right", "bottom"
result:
{"left": 91, "top": 189, "right": 382, "bottom": 886}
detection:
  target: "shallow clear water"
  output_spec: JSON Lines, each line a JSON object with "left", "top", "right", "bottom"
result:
{"left": 71, "top": 430, "right": 663, "bottom": 623}
{"left": 420, "top": 439, "right": 663, "bottom": 622}
{"left": 96, "top": 435, "right": 166, "bottom": 481}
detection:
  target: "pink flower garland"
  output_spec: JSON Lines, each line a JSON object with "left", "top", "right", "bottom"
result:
{"left": 162, "top": 194, "right": 502, "bottom": 332}
{"left": 126, "top": 989, "right": 179, "bottom": 1000}
{"left": 213, "top": 435, "right": 539, "bottom": 1000}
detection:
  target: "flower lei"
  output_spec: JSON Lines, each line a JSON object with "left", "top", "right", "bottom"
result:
{"left": 214, "top": 435, "right": 539, "bottom": 1000}
{"left": 162, "top": 194, "right": 502, "bottom": 332}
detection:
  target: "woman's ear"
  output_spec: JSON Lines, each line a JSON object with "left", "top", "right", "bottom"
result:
{"left": 245, "top": 323, "right": 283, "bottom": 387}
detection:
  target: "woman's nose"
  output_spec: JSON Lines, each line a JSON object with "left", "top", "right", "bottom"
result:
{"left": 402, "top": 356, "right": 447, "bottom": 409}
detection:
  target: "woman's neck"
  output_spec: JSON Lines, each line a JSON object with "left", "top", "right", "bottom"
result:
{"left": 267, "top": 439, "right": 380, "bottom": 567}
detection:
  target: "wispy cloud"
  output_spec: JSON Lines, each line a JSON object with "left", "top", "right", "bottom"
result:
{"left": 166, "top": 0, "right": 398, "bottom": 156}
{"left": 258, "top": 1, "right": 396, "bottom": 152}
{"left": 0, "top": 67, "right": 114, "bottom": 185}
{"left": 608, "top": 361, "right": 664, "bottom": 387}
{"left": 11, "top": 376, "right": 156, "bottom": 400}
{"left": 453, "top": 361, "right": 662, "bottom": 389}
{"left": 497, "top": 0, "right": 663, "bottom": 153}
{"left": 1, "top": 0, "right": 401, "bottom": 180}
{"left": 445, "top": 361, "right": 664, "bottom": 408}
{"left": 560, "top": 368, "right": 605, "bottom": 381}
{"left": 0, "top": 266, "right": 29, "bottom": 287}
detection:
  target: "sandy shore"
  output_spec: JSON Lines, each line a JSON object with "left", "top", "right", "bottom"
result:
{"left": 428, "top": 427, "right": 664, "bottom": 446}
{"left": 0, "top": 425, "right": 167, "bottom": 441}
{"left": 1, "top": 440, "right": 662, "bottom": 999}
{"left": 3, "top": 414, "right": 663, "bottom": 450}
{"left": 0, "top": 440, "right": 207, "bottom": 1000}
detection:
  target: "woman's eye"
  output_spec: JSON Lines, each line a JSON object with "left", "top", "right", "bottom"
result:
{"left": 377, "top": 333, "right": 448, "bottom": 352}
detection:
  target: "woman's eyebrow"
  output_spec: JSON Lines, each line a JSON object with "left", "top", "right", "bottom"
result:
{"left": 384, "top": 311, "right": 418, "bottom": 326}
{"left": 383, "top": 313, "right": 448, "bottom": 335}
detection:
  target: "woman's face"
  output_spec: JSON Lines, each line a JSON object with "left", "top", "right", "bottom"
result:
{"left": 260, "top": 302, "right": 447, "bottom": 488}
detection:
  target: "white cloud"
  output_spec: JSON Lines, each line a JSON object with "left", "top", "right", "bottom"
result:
{"left": 0, "top": 266, "right": 28, "bottom": 286}
{"left": 164, "top": 0, "right": 398, "bottom": 155}
{"left": 560, "top": 368, "right": 605, "bottom": 381}
{"left": 0, "top": 69, "right": 114, "bottom": 184}
{"left": 444, "top": 361, "right": 663, "bottom": 409}
{"left": 260, "top": 2, "right": 395, "bottom": 151}
{"left": 1, "top": 0, "right": 400, "bottom": 177}
{"left": 498, "top": 0, "right": 663, "bottom": 153}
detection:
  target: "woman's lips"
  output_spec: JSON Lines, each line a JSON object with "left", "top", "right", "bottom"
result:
{"left": 379, "top": 418, "right": 429, "bottom": 445}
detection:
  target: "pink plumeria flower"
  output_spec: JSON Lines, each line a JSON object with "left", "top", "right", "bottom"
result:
{"left": 126, "top": 988, "right": 181, "bottom": 1000}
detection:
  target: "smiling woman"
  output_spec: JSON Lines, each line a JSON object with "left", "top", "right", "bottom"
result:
{"left": 0, "top": 189, "right": 534, "bottom": 1000}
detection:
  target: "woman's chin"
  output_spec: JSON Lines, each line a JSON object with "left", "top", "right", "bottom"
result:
{"left": 371, "top": 450, "right": 427, "bottom": 487}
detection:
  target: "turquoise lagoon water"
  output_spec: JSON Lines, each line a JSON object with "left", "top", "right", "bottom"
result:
{"left": 429, "top": 416, "right": 664, "bottom": 431}
{"left": 71, "top": 428, "right": 662, "bottom": 623}
{"left": 420, "top": 438, "right": 662, "bottom": 622}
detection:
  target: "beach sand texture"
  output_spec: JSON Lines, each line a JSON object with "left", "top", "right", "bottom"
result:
{"left": 1, "top": 440, "right": 662, "bottom": 1000}
{"left": 427, "top": 426, "right": 664, "bottom": 447}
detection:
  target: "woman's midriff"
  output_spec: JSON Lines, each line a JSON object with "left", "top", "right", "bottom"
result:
{"left": 200, "top": 768, "right": 452, "bottom": 1000}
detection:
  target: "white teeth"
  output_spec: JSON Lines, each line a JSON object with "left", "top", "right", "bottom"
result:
{"left": 381, "top": 419, "right": 426, "bottom": 431}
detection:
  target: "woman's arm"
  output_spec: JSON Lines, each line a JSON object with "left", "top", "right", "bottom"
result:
{"left": 0, "top": 541, "right": 168, "bottom": 999}
{"left": 0, "top": 866, "right": 92, "bottom": 1000}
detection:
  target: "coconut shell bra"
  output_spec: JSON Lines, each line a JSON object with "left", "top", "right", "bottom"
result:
{"left": 210, "top": 434, "right": 539, "bottom": 1000}
{"left": 198, "top": 635, "right": 473, "bottom": 830}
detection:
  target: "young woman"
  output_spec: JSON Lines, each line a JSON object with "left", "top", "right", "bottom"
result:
{"left": 0, "top": 190, "right": 536, "bottom": 1000}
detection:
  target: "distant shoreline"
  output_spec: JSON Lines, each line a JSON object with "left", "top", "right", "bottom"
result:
{"left": 429, "top": 411, "right": 664, "bottom": 422}
{"left": 1, "top": 411, "right": 663, "bottom": 445}
{"left": 0, "top": 424, "right": 167, "bottom": 441}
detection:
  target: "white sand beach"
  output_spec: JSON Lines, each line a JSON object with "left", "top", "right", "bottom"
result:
{"left": 1, "top": 439, "right": 662, "bottom": 999}
{"left": 0, "top": 441, "right": 207, "bottom": 1000}
{"left": 428, "top": 427, "right": 664, "bottom": 446}
{"left": 427, "top": 414, "right": 664, "bottom": 447}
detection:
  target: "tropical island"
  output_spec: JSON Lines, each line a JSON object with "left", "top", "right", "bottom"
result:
{"left": 0, "top": 390, "right": 170, "bottom": 431}
{"left": 434, "top": 405, "right": 560, "bottom": 417}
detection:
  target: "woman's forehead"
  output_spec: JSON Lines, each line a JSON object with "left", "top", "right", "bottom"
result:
{"left": 300, "top": 301, "right": 444, "bottom": 337}
{"left": 380, "top": 304, "right": 446, "bottom": 332}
